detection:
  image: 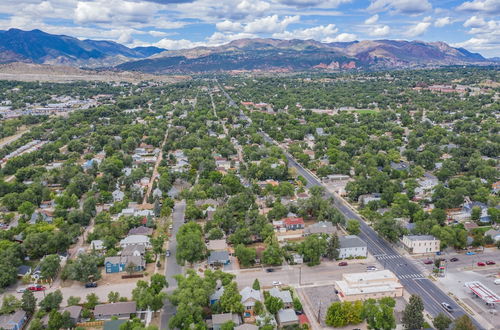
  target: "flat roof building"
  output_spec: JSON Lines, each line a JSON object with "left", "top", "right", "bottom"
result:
{"left": 334, "top": 270, "right": 403, "bottom": 302}
{"left": 402, "top": 235, "right": 440, "bottom": 254}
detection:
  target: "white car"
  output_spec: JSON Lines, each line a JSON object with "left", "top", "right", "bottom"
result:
{"left": 367, "top": 266, "right": 378, "bottom": 271}
{"left": 272, "top": 281, "right": 282, "bottom": 286}
{"left": 16, "top": 288, "right": 26, "bottom": 293}
{"left": 494, "top": 279, "right": 500, "bottom": 285}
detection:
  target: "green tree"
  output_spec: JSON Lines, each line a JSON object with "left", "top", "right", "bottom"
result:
{"left": 219, "top": 282, "right": 244, "bottom": 314}
{"left": 176, "top": 222, "right": 206, "bottom": 266}
{"left": 221, "top": 321, "right": 235, "bottom": 330}
{"left": 402, "top": 295, "right": 424, "bottom": 330}
{"left": 325, "top": 302, "right": 346, "bottom": 327}
{"left": 471, "top": 206, "right": 481, "bottom": 222}
{"left": 18, "top": 201, "right": 36, "bottom": 217}
{"left": 108, "top": 291, "right": 120, "bottom": 303}
{"left": 262, "top": 238, "right": 282, "bottom": 266}
{"left": 39, "top": 290, "right": 63, "bottom": 312}
{"left": 64, "top": 253, "right": 101, "bottom": 282}
{"left": 29, "top": 318, "right": 44, "bottom": 330}
{"left": 1, "top": 295, "right": 21, "bottom": 314}
{"left": 150, "top": 274, "right": 168, "bottom": 294}
{"left": 452, "top": 315, "right": 476, "bottom": 330}
{"left": 67, "top": 296, "right": 81, "bottom": 306}
{"left": 346, "top": 219, "right": 361, "bottom": 235}
{"left": 21, "top": 290, "right": 37, "bottom": 315}
{"left": 47, "top": 310, "right": 63, "bottom": 330}
{"left": 39, "top": 254, "right": 61, "bottom": 281}
{"left": 235, "top": 244, "right": 256, "bottom": 267}
{"left": 299, "top": 234, "right": 327, "bottom": 266}
{"left": 264, "top": 295, "right": 284, "bottom": 315}
{"left": 252, "top": 279, "right": 260, "bottom": 291}
{"left": 325, "top": 234, "right": 340, "bottom": 260}
{"left": 85, "top": 293, "right": 100, "bottom": 309}
{"left": 434, "top": 313, "right": 452, "bottom": 330}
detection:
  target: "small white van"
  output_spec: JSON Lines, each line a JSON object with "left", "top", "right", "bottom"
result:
{"left": 494, "top": 279, "right": 500, "bottom": 285}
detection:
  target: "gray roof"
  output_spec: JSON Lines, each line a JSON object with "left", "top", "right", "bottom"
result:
{"left": 269, "top": 287, "right": 293, "bottom": 304}
{"left": 277, "top": 309, "right": 298, "bottom": 323}
{"left": 128, "top": 226, "right": 154, "bottom": 236}
{"left": 339, "top": 235, "right": 367, "bottom": 249}
{"left": 0, "top": 310, "right": 26, "bottom": 329}
{"left": 304, "top": 221, "right": 336, "bottom": 235}
{"left": 212, "top": 313, "right": 241, "bottom": 325}
{"left": 62, "top": 305, "right": 82, "bottom": 320}
{"left": 210, "top": 287, "right": 225, "bottom": 302}
{"left": 17, "top": 265, "right": 31, "bottom": 276}
{"left": 94, "top": 302, "right": 137, "bottom": 316}
{"left": 404, "top": 235, "right": 438, "bottom": 241}
{"left": 122, "top": 244, "right": 146, "bottom": 256}
{"left": 104, "top": 255, "right": 145, "bottom": 268}
{"left": 208, "top": 251, "right": 229, "bottom": 264}
{"left": 240, "top": 287, "right": 261, "bottom": 305}
{"left": 485, "top": 229, "right": 500, "bottom": 237}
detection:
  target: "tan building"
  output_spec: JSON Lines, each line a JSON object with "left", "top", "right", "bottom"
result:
{"left": 334, "top": 270, "right": 403, "bottom": 301}
{"left": 402, "top": 235, "right": 440, "bottom": 254}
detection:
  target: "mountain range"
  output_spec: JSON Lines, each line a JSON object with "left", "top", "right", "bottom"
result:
{"left": 0, "top": 29, "right": 495, "bottom": 73}
{"left": 0, "top": 29, "right": 165, "bottom": 67}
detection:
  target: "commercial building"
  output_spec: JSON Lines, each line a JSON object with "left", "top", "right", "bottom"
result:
{"left": 402, "top": 235, "right": 440, "bottom": 254}
{"left": 334, "top": 270, "right": 403, "bottom": 301}
{"left": 338, "top": 235, "right": 367, "bottom": 259}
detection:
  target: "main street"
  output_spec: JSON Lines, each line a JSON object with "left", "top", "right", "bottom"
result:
{"left": 218, "top": 83, "right": 486, "bottom": 329}
{"left": 160, "top": 200, "right": 185, "bottom": 328}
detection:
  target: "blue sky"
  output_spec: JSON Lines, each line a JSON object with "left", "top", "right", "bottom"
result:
{"left": 0, "top": 0, "right": 498, "bottom": 57}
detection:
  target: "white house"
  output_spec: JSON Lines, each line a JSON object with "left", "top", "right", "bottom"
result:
{"left": 485, "top": 229, "right": 500, "bottom": 242}
{"left": 240, "top": 287, "right": 262, "bottom": 311}
{"left": 338, "top": 235, "right": 367, "bottom": 259}
{"left": 90, "top": 240, "right": 104, "bottom": 251}
{"left": 402, "top": 235, "right": 440, "bottom": 254}
{"left": 119, "top": 235, "right": 151, "bottom": 248}
{"left": 112, "top": 189, "right": 125, "bottom": 202}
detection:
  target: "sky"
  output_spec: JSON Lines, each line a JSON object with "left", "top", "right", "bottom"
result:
{"left": 0, "top": 0, "right": 498, "bottom": 57}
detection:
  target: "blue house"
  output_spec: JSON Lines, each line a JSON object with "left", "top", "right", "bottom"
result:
{"left": 104, "top": 256, "right": 145, "bottom": 274}
{"left": 0, "top": 310, "right": 27, "bottom": 330}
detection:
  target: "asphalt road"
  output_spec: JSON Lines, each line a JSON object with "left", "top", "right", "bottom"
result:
{"left": 221, "top": 85, "right": 486, "bottom": 329}
{"left": 160, "top": 200, "right": 185, "bottom": 329}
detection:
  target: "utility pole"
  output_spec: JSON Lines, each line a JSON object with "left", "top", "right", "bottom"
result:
{"left": 317, "top": 301, "right": 322, "bottom": 323}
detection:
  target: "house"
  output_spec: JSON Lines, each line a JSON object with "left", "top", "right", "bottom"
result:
{"left": 390, "top": 161, "right": 410, "bottom": 171}
{"left": 402, "top": 235, "right": 440, "bottom": 254}
{"left": 62, "top": 305, "right": 82, "bottom": 324}
{"left": 359, "top": 193, "right": 381, "bottom": 206}
{"left": 104, "top": 256, "right": 145, "bottom": 273}
{"left": 17, "top": 265, "right": 31, "bottom": 278}
{"left": 0, "top": 310, "right": 27, "bottom": 330}
{"left": 152, "top": 188, "right": 162, "bottom": 199}
{"left": 269, "top": 288, "right": 293, "bottom": 308}
{"left": 119, "top": 235, "right": 151, "bottom": 248}
{"left": 334, "top": 270, "right": 403, "bottom": 302}
{"left": 112, "top": 189, "right": 125, "bottom": 202}
{"left": 207, "top": 239, "right": 228, "bottom": 251}
{"left": 90, "top": 240, "right": 105, "bottom": 251}
{"left": 29, "top": 211, "right": 53, "bottom": 224}
{"left": 212, "top": 313, "right": 242, "bottom": 330}
{"left": 338, "top": 235, "right": 368, "bottom": 259}
{"left": 121, "top": 244, "right": 146, "bottom": 257}
{"left": 208, "top": 251, "right": 230, "bottom": 266}
{"left": 277, "top": 309, "right": 299, "bottom": 327}
{"left": 292, "top": 254, "right": 303, "bottom": 265}
{"left": 282, "top": 217, "right": 305, "bottom": 231}
{"left": 240, "top": 287, "right": 262, "bottom": 311}
{"left": 210, "top": 287, "right": 225, "bottom": 305}
{"left": 128, "top": 226, "right": 154, "bottom": 236}
{"left": 485, "top": 229, "right": 500, "bottom": 242}
{"left": 31, "top": 263, "right": 43, "bottom": 281}
{"left": 93, "top": 302, "right": 137, "bottom": 320}
{"left": 303, "top": 221, "right": 337, "bottom": 236}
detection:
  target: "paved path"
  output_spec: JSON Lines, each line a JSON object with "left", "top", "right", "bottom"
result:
{"left": 160, "top": 200, "right": 185, "bottom": 328}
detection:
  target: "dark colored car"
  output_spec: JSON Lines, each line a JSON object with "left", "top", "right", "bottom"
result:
{"left": 85, "top": 282, "right": 97, "bottom": 288}
{"left": 477, "top": 262, "right": 486, "bottom": 266}
{"left": 486, "top": 261, "right": 496, "bottom": 265}
{"left": 166, "top": 250, "right": 171, "bottom": 257}
{"left": 338, "top": 262, "right": 348, "bottom": 266}
{"left": 266, "top": 268, "right": 275, "bottom": 273}
{"left": 423, "top": 260, "right": 433, "bottom": 264}
{"left": 28, "top": 285, "right": 46, "bottom": 291}
{"left": 450, "top": 257, "right": 459, "bottom": 262}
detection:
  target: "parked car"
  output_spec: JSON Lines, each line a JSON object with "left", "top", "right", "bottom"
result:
{"left": 486, "top": 261, "right": 496, "bottom": 265}
{"left": 169, "top": 224, "right": 173, "bottom": 230}
{"left": 367, "top": 266, "right": 378, "bottom": 271}
{"left": 166, "top": 250, "right": 171, "bottom": 257}
{"left": 441, "top": 302, "right": 453, "bottom": 312}
{"left": 436, "top": 251, "right": 443, "bottom": 255}
{"left": 466, "top": 251, "right": 476, "bottom": 255}
{"left": 28, "top": 285, "right": 46, "bottom": 291}
{"left": 16, "top": 288, "right": 26, "bottom": 293}
{"left": 423, "top": 260, "right": 433, "bottom": 264}
{"left": 266, "top": 268, "right": 275, "bottom": 273}
{"left": 338, "top": 262, "right": 348, "bottom": 266}
{"left": 494, "top": 279, "right": 500, "bottom": 285}
{"left": 272, "top": 281, "right": 282, "bottom": 286}
{"left": 477, "top": 262, "right": 486, "bottom": 266}
{"left": 450, "top": 258, "right": 459, "bottom": 262}
{"left": 84, "top": 282, "right": 97, "bottom": 288}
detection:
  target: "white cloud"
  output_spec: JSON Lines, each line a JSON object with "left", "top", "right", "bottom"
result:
{"left": 328, "top": 32, "right": 357, "bottom": 42}
{"left": 405, "top": 21, "right": 431, "bottom": 37}
{"left": 216, "top": 20, "right": 244, "bottom": 32}
{"left": 148, "top": 30, "right": 171, "bottom": 38}
{"left": 368, "top": 0, "right": 432, "bottom": 14}
{"left": 275, "top": 0, "right": 352, "bottom": 8}
{"left": 364, "top": 14, "right": 379, "bottom": 25}
{"left": 273, "top": 24, "right": 341, "bottom": 42}
{"left": 243, "top": 15, "right": 300, "bottom": 34}
{"left": 463, "top": 15, "right": 486, "bottom": 28}
{"left": 206, "top": 31, "right": 256, "bottom": 44}
{"left": 370, "top": 25, "right": 391, "bottom": 36}
{"left": 236, "top": 0, "right": 271, "bottom": 14}
{"left": 434, "top": 17, "right": 451, "bottom": 27}
{"left": 155, "top": 38, "right": 205, "bottom": 50}
{"left": 457, "top": 0, "right": 500, "bottom": 15}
